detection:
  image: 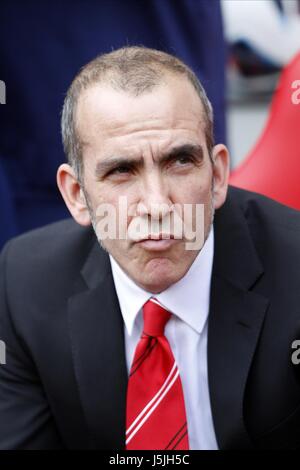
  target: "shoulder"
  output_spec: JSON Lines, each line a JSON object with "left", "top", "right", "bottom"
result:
{"left": 1, "top": 218, "right": 94, "bottom": 265}
{"left": 0, "top": 219, "right": 96, "bottom": 301}
{"left": 225, "top": 186, "right": 300, "bottom": 267}
{"left": 227, "top": 185, "right": 300, "bottom": 232}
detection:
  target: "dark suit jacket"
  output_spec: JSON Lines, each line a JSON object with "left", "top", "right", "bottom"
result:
{"left": 1, "top": 186, "right": 300, "bottom": 450}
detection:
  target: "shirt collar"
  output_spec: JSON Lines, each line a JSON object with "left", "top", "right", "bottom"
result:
{"left": 109, "top": 226, "right": 214, "bottom": 336}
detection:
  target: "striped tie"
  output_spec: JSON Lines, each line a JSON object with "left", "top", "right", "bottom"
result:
{"left": 125, "top": 297, "right": 189, "bottom": 450}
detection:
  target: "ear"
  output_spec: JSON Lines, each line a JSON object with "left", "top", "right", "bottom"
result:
{"left": 56, "top": 164, "right": 91, "bottom": 226}
{"left": 211, "top": 144, "right": 230, "bottom": 210}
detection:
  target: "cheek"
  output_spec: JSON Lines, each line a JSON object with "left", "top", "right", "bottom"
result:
{"left": 95, "top": 187, "right": 139, "bottom": 234}
{"left": 87, "top": 183, "right": 122, "bottom": 218}
{"left": 171, "top": 174, "right": 212, "bottom": 206}
{"left": 174, "top": 176, "right": 213, "bottom": 235}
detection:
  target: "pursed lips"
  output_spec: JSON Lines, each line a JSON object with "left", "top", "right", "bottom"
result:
{"left": 140, "top": 233, "right": 175, "bottom": 241}
{"left": 135, "top": 234, "right": 179, "bottom": 251}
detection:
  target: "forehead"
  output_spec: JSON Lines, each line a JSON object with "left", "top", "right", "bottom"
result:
{"left": 76, "top": 76, "right": 205, "bottom": 152}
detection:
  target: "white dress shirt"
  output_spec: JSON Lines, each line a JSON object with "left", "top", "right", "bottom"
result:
{"left": 109, "top": 227, "right": 218, "bottom": 450}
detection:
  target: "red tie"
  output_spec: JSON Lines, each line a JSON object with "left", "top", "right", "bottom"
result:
{"left": 125, "top": 298, "right": 189, "bottom": 450}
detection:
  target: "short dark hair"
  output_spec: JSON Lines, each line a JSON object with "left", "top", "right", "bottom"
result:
{"left": 61, "top": 46, "right": 214, "bottom": 181}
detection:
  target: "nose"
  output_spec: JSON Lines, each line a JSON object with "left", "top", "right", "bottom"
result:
{"left": 136, "top": 171, "right": 172, "bottom": 220}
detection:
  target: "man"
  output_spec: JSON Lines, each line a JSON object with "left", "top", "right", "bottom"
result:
{"left": 0, "top": 46, "right": 300, "bottom": 450}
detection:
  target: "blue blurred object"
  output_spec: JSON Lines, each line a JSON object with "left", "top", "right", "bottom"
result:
{"left": 0, "top": 160, "right": 17, "bottom": 249}
{"left": 0, "top": 0, "right": 226, "bottom": 234}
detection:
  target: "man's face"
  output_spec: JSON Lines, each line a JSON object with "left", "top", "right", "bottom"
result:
{"left": 76, "top": 76, "right": 217, "bottom": 293}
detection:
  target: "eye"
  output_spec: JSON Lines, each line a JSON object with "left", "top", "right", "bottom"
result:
{"left": 173, "top": 154, "right": 194, "bottom": 166}
{"left": 109, "top": 165, "right": 131, "bottom": 176}
{"left": 177, "top": 155, "right": 192, "bottom": 164}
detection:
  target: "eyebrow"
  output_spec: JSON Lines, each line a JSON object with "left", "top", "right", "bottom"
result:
{"left": 95, "top": 143, "right": 204, "bottom": 178}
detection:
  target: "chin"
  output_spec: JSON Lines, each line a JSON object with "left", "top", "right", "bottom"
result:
{"left": 138, "top": 265, "right": 186, "bottom": 293}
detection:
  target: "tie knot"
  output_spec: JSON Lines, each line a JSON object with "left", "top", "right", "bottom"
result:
{"left": 142, "top": 298, "right": 171, "bottom": 337}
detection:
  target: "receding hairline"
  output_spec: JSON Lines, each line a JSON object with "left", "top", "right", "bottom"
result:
{"left": 61, "top": 46, "right": 214, "bottom": 180}
{"left": 75, "top": 72, "right": 207, "bottom": 138}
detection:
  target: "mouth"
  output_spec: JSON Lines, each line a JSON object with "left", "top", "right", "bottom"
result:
{"left": 136, "top": 234, "right": 179, "bottom": 251}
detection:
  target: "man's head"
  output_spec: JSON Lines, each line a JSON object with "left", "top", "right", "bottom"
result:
{"left": 57, "top": 46, "right": 229, "bottom": 293}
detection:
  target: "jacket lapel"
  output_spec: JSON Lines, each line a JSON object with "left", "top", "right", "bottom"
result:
{"left": 208, "top": 189, "right": 270, "bottom": 449}
{"left": 68, "top": 240, "right": 128, "bottom": 449}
